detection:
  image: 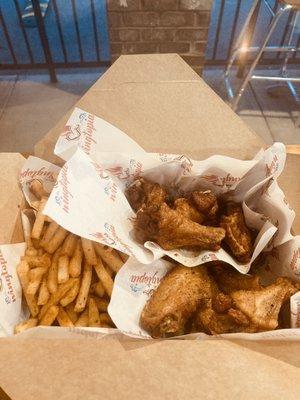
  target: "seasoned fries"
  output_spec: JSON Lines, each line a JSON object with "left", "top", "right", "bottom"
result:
{"left": 81, "top": 238, "right": 98, "bottom": 265}
{"left": 94, "top": 243, "right": 123, "bottom": 273}
{"left": 57, "top": 255, "right": 70, "bottom": 284}
{"left": 74, "top": 262, "right": 92, "bottom": 313}
{"left": 69, "top": 240, "right": 83, "bottom": 278}
{"left": 31, "top": 197, "right": 47, "bottom": 239}
{"left": 57, "top": 307, "right": 74, "bottom": 327}
{"left": 94, "top": 259, "right": 114, "bottom": 297}
{"left": 14, "top": 179, "right": 121, "bottom": 332}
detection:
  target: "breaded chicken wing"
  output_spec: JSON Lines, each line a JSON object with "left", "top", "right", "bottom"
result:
{"left": 173, "top": 198, "right": 204, "bottom": 224}
{"left": 126, "top": 178, "right": 167, "bottom": 211}
{"left": 231, "top": 277, "right": 299, "bottom": 330}
{"left": 210, "top": 263, "right": 261, "bottom": 294}
{"left": 220, "top": 203, "right": 253, "bottom": 263}
{"left": 135, "top": 203, "right": 225, "bottom": 251}
{"left": 190, "top": 191, "right": 218, "bottom": 221}
{"left": 140, "top": 265, "right": 209, "bottom": 338}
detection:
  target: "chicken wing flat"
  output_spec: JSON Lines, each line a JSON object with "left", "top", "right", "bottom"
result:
{"left": 220, "top": 203, "right": 253, "bottom": 263}
{"left": 126, "top": 178, "right": 167, "bottom": 211}
{"left": 140, "top": 265, "right": 209, "bottom": 338}
{"left": 173, "top": 198, "right": 204, "bottom": 224}
{"left": 135, "top": 202, "right": 225, "bottom": 251}
{"left": 190, "top": 191, "right": 218, "bottom": 221}
{"left": 231, "top": 277, "right": 299, "bottom": 331}
{"left": 210, "top": 263, "right": 261, "bottom": 294}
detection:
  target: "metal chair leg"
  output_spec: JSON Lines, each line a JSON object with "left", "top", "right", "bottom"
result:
{"left": 224, "top": 0, "right": 261, "bottom": 82}
{"left": 231, "top": 4, "right": 292, "bottom": 111}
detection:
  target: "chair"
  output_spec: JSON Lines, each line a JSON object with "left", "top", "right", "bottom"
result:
{"left": 224, "top": 0, "right": 300, "bottom": 111}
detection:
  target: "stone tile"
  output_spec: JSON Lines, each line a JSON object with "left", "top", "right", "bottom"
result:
{"left": 0, "top": 70, "right": 105, "bottom": 153}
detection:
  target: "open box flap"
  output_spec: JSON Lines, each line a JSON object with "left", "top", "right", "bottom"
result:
{"left": 34, "top": 54, "right": 264, "bottom": 164}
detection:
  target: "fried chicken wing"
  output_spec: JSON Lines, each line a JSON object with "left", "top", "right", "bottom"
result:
{"left": 140, "top": 265, "right": 209, "bottom": 338}
{"left": 220, "top": 203, "right": 253, "bottom": 263}
{"left": 210, "top": 263, "right": 261, "bottom": 294}
{"left": 231, "top": 277, "right": 299, "bottom": 331}
{"left": 190, "top": 191, "right": 218, "bottom": 221}
{"left": 126, "top": 178, "right": 167, "bottom": 211}
{"left": 135, "top": 202, "right": 225, "bottom": 251}
{"left": 173, "top": 198, "right": 204, "bottom": 224}
{"left": 193, "top": 267, "right": 251, "bottom": 335}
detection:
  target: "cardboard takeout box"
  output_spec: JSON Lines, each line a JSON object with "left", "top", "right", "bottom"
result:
{"left": 1, "top": 54, "right": 300, "bottom": 400}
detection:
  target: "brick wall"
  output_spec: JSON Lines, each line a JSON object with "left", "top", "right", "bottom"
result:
{"left": 107, "top": 0, "right": 213, "bottom": 74}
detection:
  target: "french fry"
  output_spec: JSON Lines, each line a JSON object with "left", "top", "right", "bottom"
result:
{"left": 74, "top": 308, "right": 89, "bottom": 327}
{"left": 47, "top": 247, "right": 61, "bottom": 294}
{"left": 93, "top": 259, "right": 114, "bottom": 297}
{"left": 37, "top": 276, "right": 50, "bottom": 306}
{"left": 29, "top": 179, "right": 48, "bottom": 200}
{"left": 16, "top": 260, "right": 39, "bottom": 317}
{"left": 57, "top": 307, "right": 74, "bottom": 327}
{"left": 39, "top": 278, "right": 78, "bottom": 320}
{"left": 65, "top": 303, "right": 79, "bottom": 324}
{"left": 74, "top": 262, "right": 92, "bottom": 313}
{"left": 60, "top": 278, "right": 80, "bottom": 307}
{"left": 45, "top": 216, "right": 53, "bottom": 223}
{"left": 92, "top": 297, "right": 109, "bottom": 313}
{"left": 39, "top": 305, "right": 59, "bottom": 326}
{"left": 40, "top": 221, "right": 59, "bottom": 248}
{"left": 23, "top": 253, "right": 51, "bottom": 269}
{"left": 69, "top": 239, "right": 83, "bottom": 278}
{"left": 61, "top": 233, "right": 77, "bottom": 257}
{"left": 27, "top": 267, "right": 47, "bottom": 296}
{"left": 81, "top": 238, "right": 98, "bottom": 265}
{"left": 99, "top": 313, "right": 114, "bottom": 327}
{"left": 88, "top": 297, "right": 101, "bottom": 327}
{"left": 14, "top": 318, "right": 38, "bottom": 334}
{"left": 118, "top": 251, "right": 129, "bottom": 263}
{"left": 31, "top": 197, "right": 47, "bottom": 239}
{"left": 90, "top": 281, "right": 105, "bottom": 298}
{"left": 57, "top": 255, "right": 70, "bottom": 284}
{"left": 94, "top": 242, "right": 123, "bottom": 273}
{"left": 44, "top": 226, "right": 68, "bottom": 254}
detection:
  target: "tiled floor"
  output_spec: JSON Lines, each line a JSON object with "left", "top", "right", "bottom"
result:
{"left": 0, "top": 66, "right": 299, "bottom": 153}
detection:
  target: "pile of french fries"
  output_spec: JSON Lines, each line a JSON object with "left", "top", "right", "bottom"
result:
{"left": 15, "top": 180, "right": 128, "bottom": 334}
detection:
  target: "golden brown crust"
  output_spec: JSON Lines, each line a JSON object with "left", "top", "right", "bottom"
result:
{"left": 220, "top": 203, "right": 253, "bottom": 263}
{"left": 126, "top": 178, "right": 167, "bottom": 211}
{"left": 231, "top": 277, "right": 299, "bottom": 330}
{"left": 190, "top": 191, "right": 218, "bottom": 221}
{"left": 210, "top": 263, "right": 261, "bottom": 293}
{"left": 140, "top": 265, "right": 209, "bottom": 338}
{"left": 173, "top": 198, "right": 204, "bottom": 224}
{"left": 135, "top": 203, "right": 226, "bottom": 251}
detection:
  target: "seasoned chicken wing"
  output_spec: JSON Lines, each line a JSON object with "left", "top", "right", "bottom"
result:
{"left": 135, "top": 202, "right": 225, "bottom": 251}
{"left": 173, "top": 198, "right": 204, "bottom": 224}
{"left": 193, "top": 267, "right": 252, "bottom": 335}
{"left": 126, "top": 178, "right": 167, "bottom": 211}
{"left": 231, "top": 277, "right": 299, "bottom": 331}
{"left": 210, "top": 263, "right": 261, "bottom": 294}
{"left": 220, "top": 203, "right": 253, "bottom": 263}
{"left": 190, "top": 190, "right": 218, "bottom": 221}
{"left": 140, "top": 265, "right": 209, "bottom": 338}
